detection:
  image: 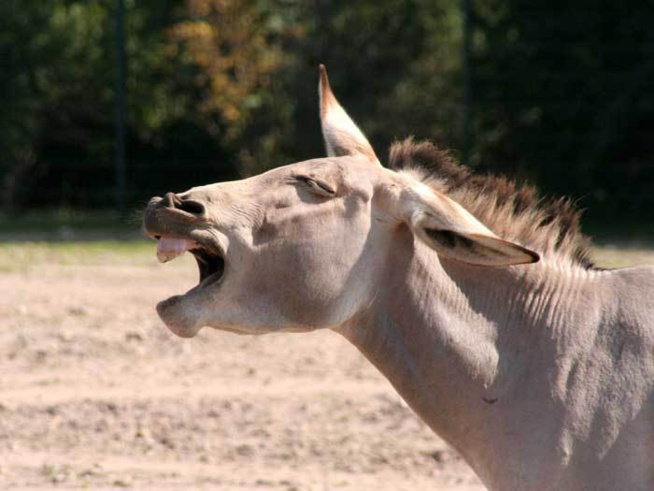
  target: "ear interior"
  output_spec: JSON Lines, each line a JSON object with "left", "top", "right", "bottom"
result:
{"left": 423, "top": 228, "right": 540, "bottom": 267}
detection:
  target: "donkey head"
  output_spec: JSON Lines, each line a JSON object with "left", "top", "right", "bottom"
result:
{"left": 143, "top": 66, "right": 538, "bottom": 338}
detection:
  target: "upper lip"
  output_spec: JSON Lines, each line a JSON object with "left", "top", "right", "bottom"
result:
{"left": 143, "top": 197, "right": 207, "bottom": 239}
{"left": 143, "top": 199, "right": 225, "bottom": 287}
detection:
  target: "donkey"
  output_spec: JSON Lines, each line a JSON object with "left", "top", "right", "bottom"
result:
{"left": 143, "top": 66, "right": 654, "bottom": 490}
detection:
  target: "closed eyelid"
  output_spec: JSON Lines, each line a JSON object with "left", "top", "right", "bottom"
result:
{"left": 294, "top": 175, "right": 336, "bottom": 195}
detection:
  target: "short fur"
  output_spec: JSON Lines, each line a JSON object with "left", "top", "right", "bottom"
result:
{"left": 143, "top": 68, "right": 654, "bottom": 490}
{"left": 389, "top": 138, "right": 594, "bottom": 269}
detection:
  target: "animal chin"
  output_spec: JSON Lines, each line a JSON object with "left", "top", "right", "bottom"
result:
{"left": 156, "top": 295, "right": 203, "bottom": 338}
{"left": 149, "top": 234, "right": 226, "bottom": 337}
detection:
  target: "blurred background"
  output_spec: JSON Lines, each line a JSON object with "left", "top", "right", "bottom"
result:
{"left": 2, "top": 3, "right": 654, "bottom": 489}
{"left": 1, "top": 0, "right": 653, "bottom": 231}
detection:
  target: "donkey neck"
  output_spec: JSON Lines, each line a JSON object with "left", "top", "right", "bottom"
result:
{"left": 336, "top": 234, "right": 606, "bottom": 489}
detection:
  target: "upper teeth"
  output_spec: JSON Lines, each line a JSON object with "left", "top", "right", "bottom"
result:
{"left": 156, "top": 237, "right": 196, "bottom": 263}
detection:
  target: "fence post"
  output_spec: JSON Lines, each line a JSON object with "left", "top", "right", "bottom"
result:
{"left": 461, "top": 0, "right": 472, "bottom": 166}
{"left": 114, "top": 0, "right": 127, "bottom": 217}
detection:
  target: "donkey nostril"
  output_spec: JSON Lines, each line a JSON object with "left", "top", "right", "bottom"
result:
{"left": 161, "top": 192, "right": 182, "bottom": 208}
{"left": 178, "top": 199, "right": 206, "bottom": 217}
{"left": 160, "top": 192, "right": 206, "bottom": 217}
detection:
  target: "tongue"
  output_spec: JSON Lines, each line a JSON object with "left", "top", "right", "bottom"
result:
{"left": 157, "top": 237, "right": 194, "bottom": 263}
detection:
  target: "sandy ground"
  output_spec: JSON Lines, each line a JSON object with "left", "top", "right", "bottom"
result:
{"left": 2, "top": 240, "right": 652, "bottom": 490}
{"left": 0, "top": 243, "right": 486, "bottom": 490}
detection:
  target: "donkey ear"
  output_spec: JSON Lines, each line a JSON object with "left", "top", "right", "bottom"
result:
{"left": 319, "top": 65, "right": 379, "bottom": 164}
{"left": 417, "top": 227, "right": 540, "bottom": 267}
{"left": 392, "top": 175, "right": 539, "bottom": 267}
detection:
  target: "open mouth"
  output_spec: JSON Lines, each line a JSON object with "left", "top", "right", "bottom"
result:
{"left": 155, "top": 235, "right": 225, "bottom": 288}
{"left": 192, "top": 244, "right": 225, "bottom": 287}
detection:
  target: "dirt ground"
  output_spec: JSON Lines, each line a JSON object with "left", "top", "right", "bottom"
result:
{"left": 0, "top": 242, "right": 485, "bottom": 490}
{"left": 1, "top": 241, "right": 652, "bottom": 490}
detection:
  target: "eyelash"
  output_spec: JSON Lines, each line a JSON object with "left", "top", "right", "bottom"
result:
{"left": 295, "top": 176, "right": 336, "bottom": 196}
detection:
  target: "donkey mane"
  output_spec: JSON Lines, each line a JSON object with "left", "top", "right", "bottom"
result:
{"left": 389, "top": 138, "right": 594, "bottom": 269}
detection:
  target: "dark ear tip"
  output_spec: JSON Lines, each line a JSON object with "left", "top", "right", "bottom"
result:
{"left": 319, "top": 65, "right": 330, "bottom": 93}
{"left": 522, "top": 248, "right": 540, "bottom": 264}
{"left": 505, "top": 239, "right": 540, "bottom": 265}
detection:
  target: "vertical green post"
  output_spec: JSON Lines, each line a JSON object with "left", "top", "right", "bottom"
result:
{"left": 115, "top": 0, "right": 127, "bottom": 217}
{"left": 461, "top": 0, "right": 472, "bottom": 166}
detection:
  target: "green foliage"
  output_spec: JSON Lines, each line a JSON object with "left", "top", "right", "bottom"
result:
{"left": 0, "top": 1, "right": 64, "bottom": 209}
{"left": 1, "top": 0, "right": 230, "bottom": 211}
{"left": 238, "top": 0, "right": 464, "bottom": 173}
{"left": 470, "top": 0, "right": 654, "bottom": 220}
{"left": 1, "top": 0, "right": 653, "bottom": 224}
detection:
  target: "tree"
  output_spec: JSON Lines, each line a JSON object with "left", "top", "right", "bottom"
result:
{"left": 470, "top": 0, "right": 654, "bottom": 221}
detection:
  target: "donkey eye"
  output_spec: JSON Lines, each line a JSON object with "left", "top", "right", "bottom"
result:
{"left": 295, "top": 176, "right": 336, "bottom": 197}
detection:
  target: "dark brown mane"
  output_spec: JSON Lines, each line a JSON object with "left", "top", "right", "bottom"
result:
{"left": 389, "top": 138, "right": 594, "bottom": 269}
